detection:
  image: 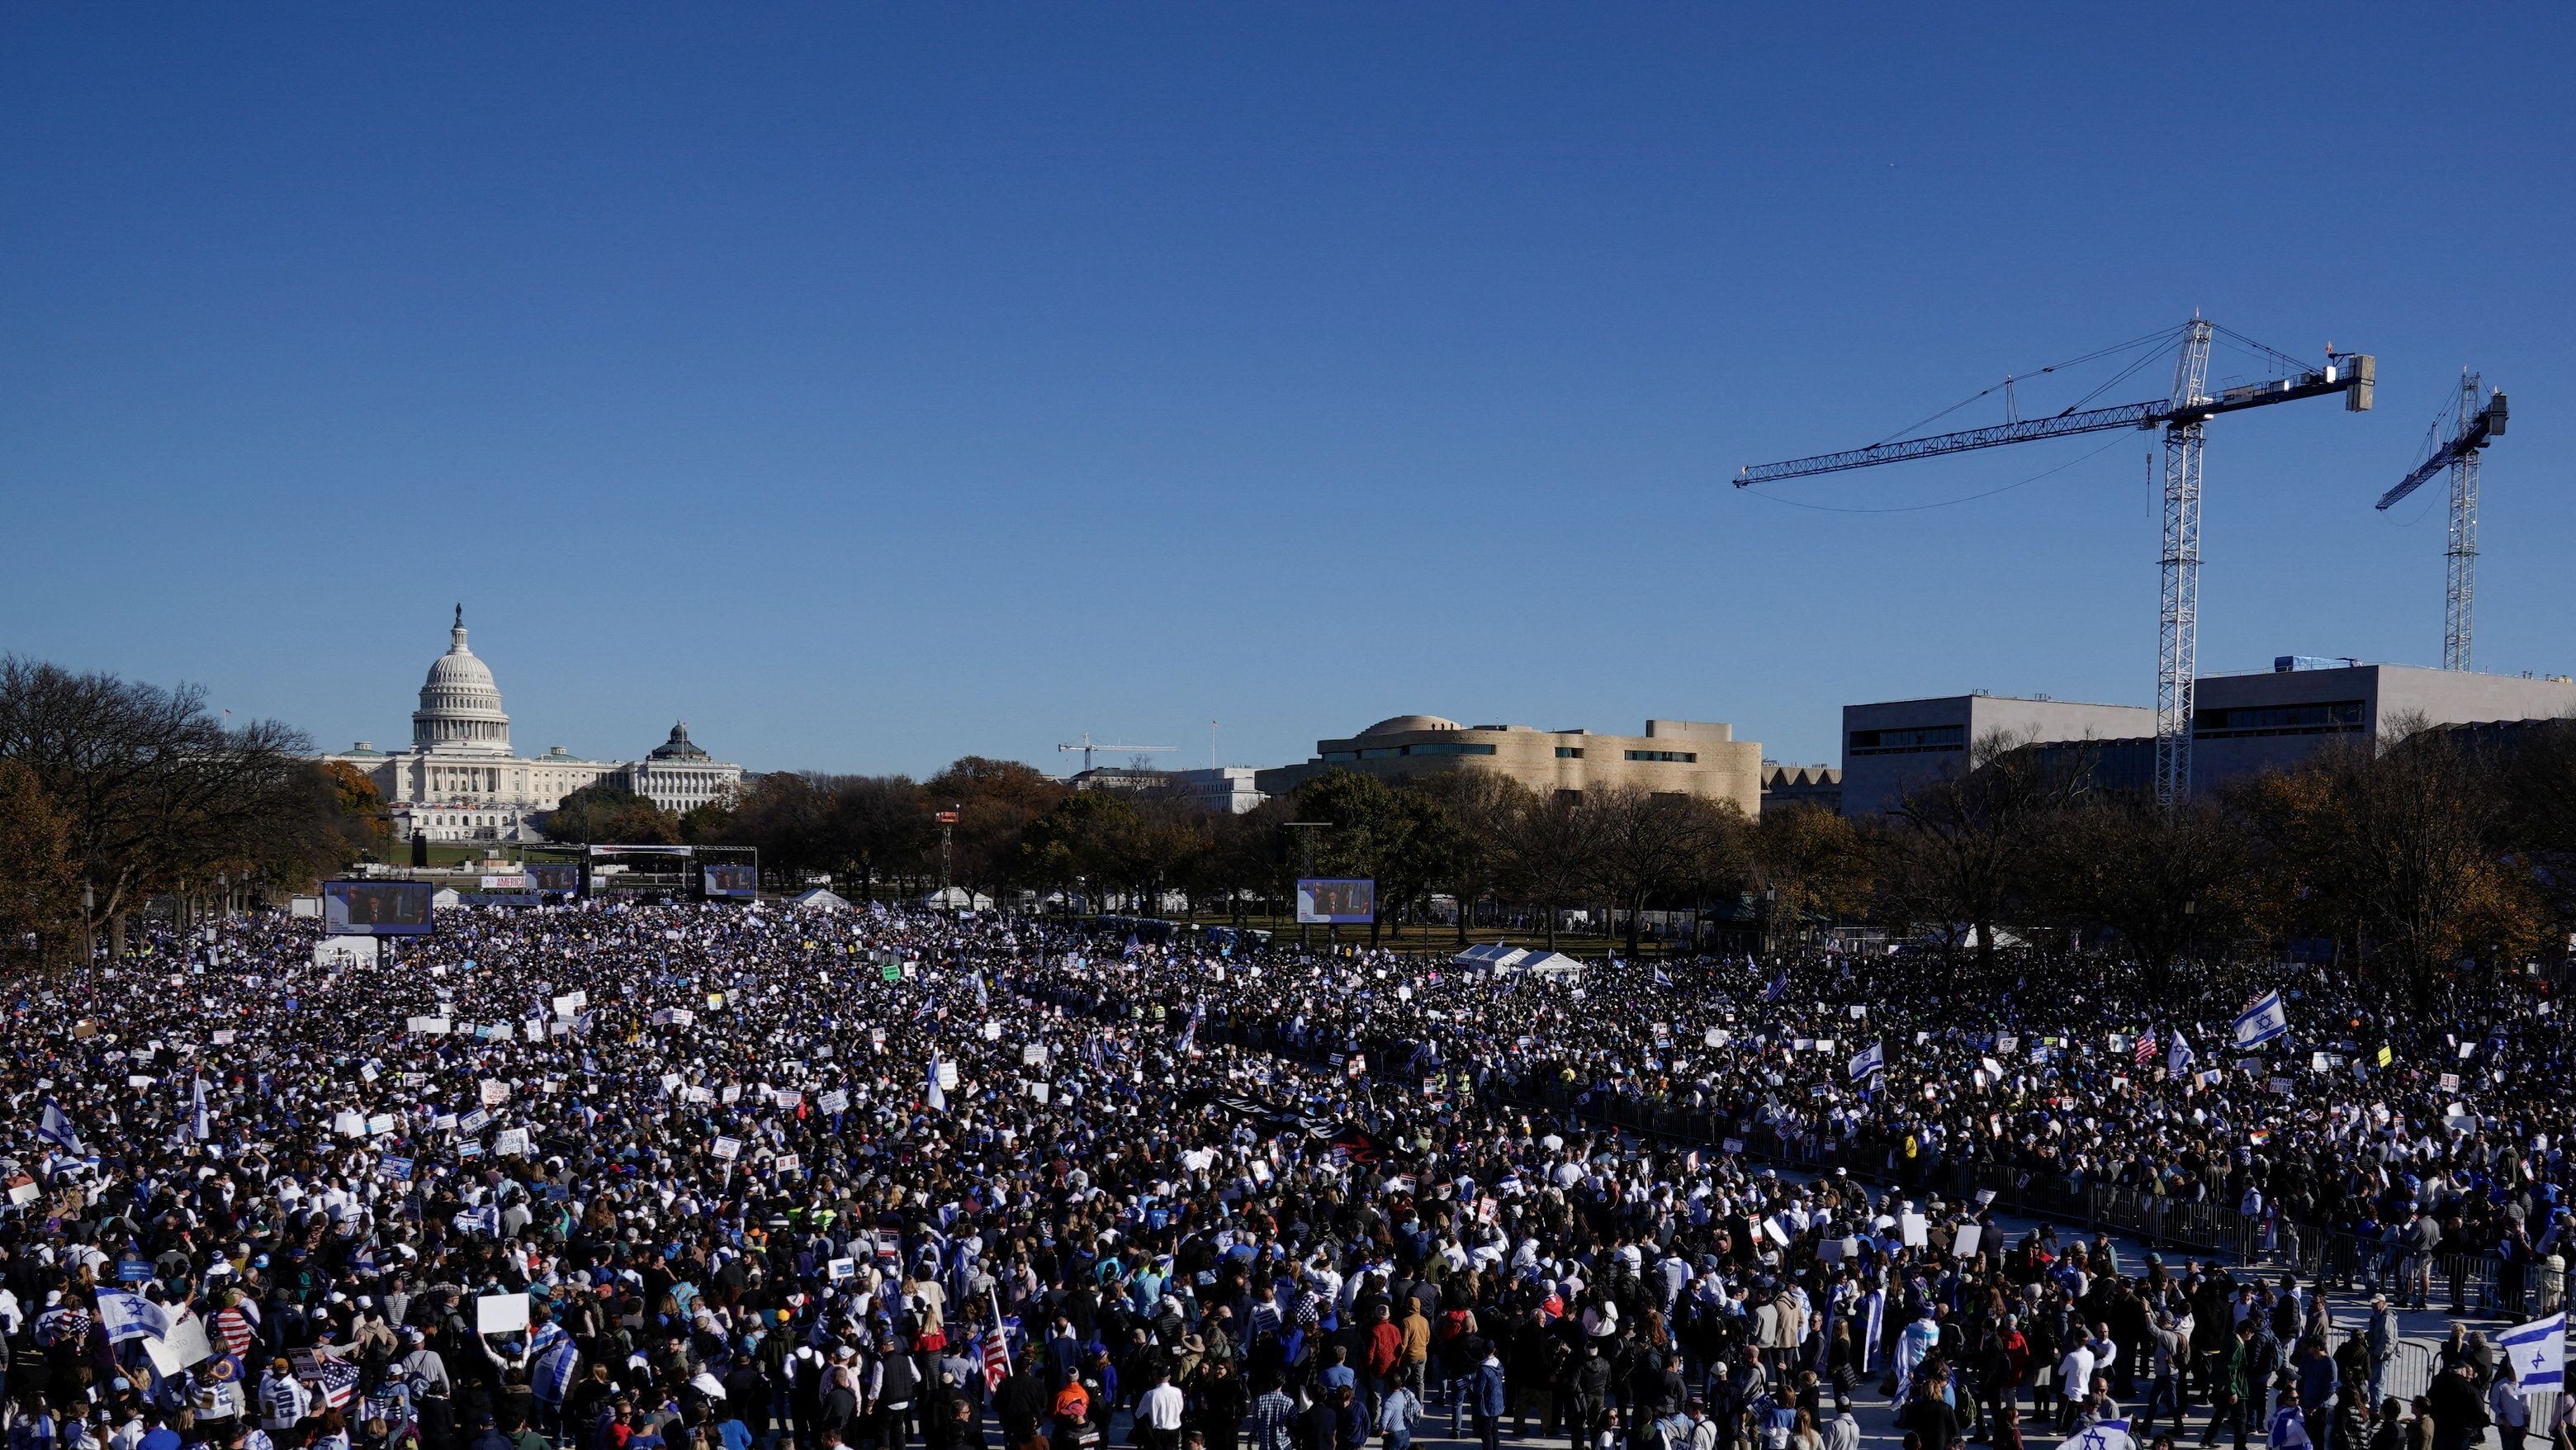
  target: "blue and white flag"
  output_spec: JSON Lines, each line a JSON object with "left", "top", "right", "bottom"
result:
{"left": 1764, "top": 969, "right": 1788, "bottom": 1002}
{"left": 37, "top": 1101, "right": 83, "bottom": 1154}
{"left": 192, "top": 1075, "right": 212, "bottom": 1143}
{"left": 2502, "top": 1312, "right": 2564, "bottom": 1390}
{"left": 2167, "top": 1027, "right": 2197, "bottom": 1078}
{"left": 96, "top": 1288, "right": 172, "bottom": 1343}
{"left": 926, "top": 1057, "right": 947, "bottom": 1113}
{"left": 533, "top": 1335, "right": 580, "bottom": 1406}
{"left": 1653, "top": 965, "right": 1674, "bottom": 989}
{"left": 1176, "top": 1004, "right": 1203, "bottom": 1055}
{"left": 973, "top": 970, "right": 990, "bottom": 1009}
{"left": 2233, "top": 991, "right": 2290, "bottom": 1049}
{"left": 1848, "top": 1042, "right": 1886, "bottom": 1082}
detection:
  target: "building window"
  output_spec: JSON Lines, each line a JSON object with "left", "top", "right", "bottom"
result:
{"left": 1625, "top": 750, "right": 1698, "bottom": 763}
{"left": 1555, "top": 746, "right": 1584, "bottom": 758}
{"left": 1321, "top": 751, "right": 1357, "bottom": 763}
{"left": 1404, "top": 742, "right": 1495, "bottom": 756}
{"left": 1360, "top": 747, "right": 1401, "bottom": 760}
{"left": 2194, "top": 699, "right": 2365, "bottom": 738}
{"left": 1848, "top": 724, "right": 1967, "bottom": 757}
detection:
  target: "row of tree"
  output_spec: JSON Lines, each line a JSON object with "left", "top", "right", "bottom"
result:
{"left": 0, "top": 657, "right": 391, "bottom": 962}
{"left": 687, "top": 718, "right": 2576, "bottom": 997}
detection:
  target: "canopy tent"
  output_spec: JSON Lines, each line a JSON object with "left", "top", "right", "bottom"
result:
{"left": 1513, "top": 950, "right": 1586, "bottom": 979}
{"left": 789, "top": 888, "right": 851, "bottom": 911}
{"left": 1450, "top": 944, "right": 1528, "bottom": 972}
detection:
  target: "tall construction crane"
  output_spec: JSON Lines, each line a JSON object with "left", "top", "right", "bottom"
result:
{"left": 2376, "top": 373, "right": 2507, "bottom": 671}
{"left": 1056, "top": 733, "right": 1177, "bottom": 774}
{"left": 1737, "top": 318, "right": 2375, "bottom": 806}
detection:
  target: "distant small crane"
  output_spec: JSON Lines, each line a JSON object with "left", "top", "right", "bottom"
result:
{"left": 1056, "top": 734, "right": 1177, "bottom": 774}
{"left": 2377, "top": 373, "right": 2507, "bottom": 671}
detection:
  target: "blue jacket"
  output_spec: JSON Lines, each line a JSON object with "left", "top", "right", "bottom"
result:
{"left": 1474, "top": 1361, "right": 1508, "bottom": 1419}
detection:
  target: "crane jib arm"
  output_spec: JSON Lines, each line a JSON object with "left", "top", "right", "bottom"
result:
{"left": 1737, "top": 358, "right": 2371, "bottom": 486}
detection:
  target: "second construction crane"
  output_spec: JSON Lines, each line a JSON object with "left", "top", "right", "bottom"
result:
{"left": 1057, "top": 733, "right": 1177, "bottom": 774}
{"left": 1738, "top": 318, "right": 2374, "bottom": 806}
{"left": 2377, "top": 373, "right": 2507, "bottom": 671}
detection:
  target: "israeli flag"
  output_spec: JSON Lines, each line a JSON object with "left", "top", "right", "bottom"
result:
{"left": 192, "top": 1076, "right": 212, "bottom": 1143}
{"left": 926, "top": 1057, "right": 946, "bottom": 1113}
{"left": 37, "top": 1101, "right": 83, "bottom": 1154}
{"left": 1764, "top": 969, "right": 1789, "bottom": 1002}
{"left": 2233, "top": 990, "right": 2290, "bottom": 1049}
{"left": 96, "top": 1288, "right": 172, "bottom": 1343}
{"left": 2502, "top": 1312, "right": 2564, "bottom": 1390}
{"left": 1848, "top": 1042, "right": 1886, "bottom": 1082}
{"left": 1653, "top": 965, "right": 1674, "bottom": 989}
{"left": 2167, "top": 1026, "right": 2197, "bottom": 1078}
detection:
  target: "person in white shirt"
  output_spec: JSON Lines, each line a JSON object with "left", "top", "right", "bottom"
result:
{"left": 1138, "top": 1372, "right": 1185, "bottom": 1450}
{"left": 2056, "top": 1341, "right": 2096, "bottom": 1433}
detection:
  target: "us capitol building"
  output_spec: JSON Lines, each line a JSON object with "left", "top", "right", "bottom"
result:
{"left": 320, "top": 608, "right": 744, "bottom": 842}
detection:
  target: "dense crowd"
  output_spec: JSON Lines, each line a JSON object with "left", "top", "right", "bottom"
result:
{"left": 2, "top": 899, "right": 2572, "bottom": 1450}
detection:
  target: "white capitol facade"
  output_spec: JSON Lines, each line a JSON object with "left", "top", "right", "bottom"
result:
{"left": 321, "top": 609, "right": 743, "bottom": 842}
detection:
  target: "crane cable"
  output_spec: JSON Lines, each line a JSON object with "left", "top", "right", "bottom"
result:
{"left": 1859, "top": 325, "right": 2186, "bottom": 448}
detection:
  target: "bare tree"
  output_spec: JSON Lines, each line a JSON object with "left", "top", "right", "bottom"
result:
{"left": 1878, "top": 728, "right": 2088, "bottom": 972}
{"left": 0, "top": 656, "right": 320, "bottom": 954}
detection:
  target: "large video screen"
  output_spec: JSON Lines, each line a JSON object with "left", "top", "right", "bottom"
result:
{"left": 527, "top": 864, "right": 581, "bottom": 893}
{"left": 322, "top": 881, "right": 436, "bottom": 936}
{"left": 703, "top": 864, "right": 758, "bottom": 900}
{"left": 1295, "top": 878, "right": 1376, "bottom": 924}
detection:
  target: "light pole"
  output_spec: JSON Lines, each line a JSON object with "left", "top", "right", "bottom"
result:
{"left": 935, "top": 805, "right": 960, "bottom": 907}
{"left": 82, "top": 883, "right": 94, "bottom": 964}
{"left": 1283, "top": 821, "right": 1331, "bottom": 950}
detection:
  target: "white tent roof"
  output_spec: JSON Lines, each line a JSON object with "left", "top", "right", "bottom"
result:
{"left": 1514, "top": 950, "right": 1586, "bottom": 977}
{"left": 789, "top": 888, "right": 850, "bottom": 911}
{"left": 1450, "top": 944, "right": 1528, "bottom": 970}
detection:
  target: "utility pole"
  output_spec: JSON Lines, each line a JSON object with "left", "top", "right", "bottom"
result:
{"left": 935, "top": 806, "right": 959, "bottom": 905}
{"left": 1283, "top": 821, "right": 1331, "bottom": 950}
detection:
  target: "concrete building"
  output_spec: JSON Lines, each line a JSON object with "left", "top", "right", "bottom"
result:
{"left": 1840, "top": 662, "right": 2576, "bottom": 813}
{"left": 320, "top": 609, "right": 744, "bottom": 842}
{"left": 1760, "top": 763, "right": 1843, "bottom": 814}
{"left": 1068, "top": 764, "right": 1269, "bottom": 814}
{"left": 2190, "top": 660, "right": 2576, "bottom": 786}
{"left": 1838, "top": 694, "right": 2157, "bottom": 816}
{"left": 1256, "top": 713, "right": 1764, "bottom": 812}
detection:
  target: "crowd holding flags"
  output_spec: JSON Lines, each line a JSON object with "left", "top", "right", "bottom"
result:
{"left": 2168, "top": 1025, "right": 2198, "bottom": 1078}
{"left": 2133, "top": 1028, "right": 2157, "bottom": 1069}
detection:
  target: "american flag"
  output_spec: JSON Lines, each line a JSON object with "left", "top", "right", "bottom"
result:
{"left": 980, "top": 1326, "right": 1011, "bottom": 1391}
{"left": 316, "top": 1359, "right": 362, "bottom": 1410}
{"left": 2133, "top": 1029, "right": 2158, "bottom": 1069}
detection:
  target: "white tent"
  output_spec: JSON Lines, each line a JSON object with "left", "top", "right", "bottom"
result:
{"left": 1450, "top": 944, "right": 1528, "bottom": 972}
{"left": 430, "top": 888, "right": 463, "bottom": 909}
{"left": 1513, "top": 950, "right": 1586, "bottom": 979}
{"left": 921, "top": 886, "right": 995, "bottom": 911}
{"left": 789, "top": 888, "right": 851, "bottom": 912}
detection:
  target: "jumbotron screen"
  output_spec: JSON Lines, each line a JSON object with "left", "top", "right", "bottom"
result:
{"left": 527, "top": 864, "right": 581, "bottom": 893}
{"left": 1295, "top": 878, "right": 1376, "bottom": 924}
{"left": 703, "top": 865, "right": 758, "bottom": 899}
{"left": 321, "top": 880, "right": 436, "bottom": 936}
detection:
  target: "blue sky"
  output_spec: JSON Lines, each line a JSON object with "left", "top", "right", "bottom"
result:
{"left": 4, "top": 7, "right": 2570, "bottom": 777}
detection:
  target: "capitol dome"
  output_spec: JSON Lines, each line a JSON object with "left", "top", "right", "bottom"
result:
{"left": 412, "top": 605, "right": 511, "bottom": 756}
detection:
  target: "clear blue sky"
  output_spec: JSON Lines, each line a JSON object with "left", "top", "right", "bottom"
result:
{"left": 5, "top": 7, "right": 2571, "bottom": 778}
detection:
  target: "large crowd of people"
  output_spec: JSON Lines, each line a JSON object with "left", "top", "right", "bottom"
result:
{"left": 2, "top": 898, "right": 2571, "bottom": 1450}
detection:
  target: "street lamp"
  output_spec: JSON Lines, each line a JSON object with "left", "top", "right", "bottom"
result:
{"left": 1282, "top": 821, "right": 1331, "bottom": 950}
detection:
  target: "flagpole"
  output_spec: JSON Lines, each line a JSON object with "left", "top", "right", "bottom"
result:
{"left": 988, "top": 1285, "right": 1013, "bottom": 1376}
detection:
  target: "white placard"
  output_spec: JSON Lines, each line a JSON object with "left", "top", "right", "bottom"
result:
{"left": 1953, "top": 1224, "right": 1982, "bottom": 1258}
{"left": 1900, "top": 1213, "right": 1929, "bottom": 1247}
{"left": 476, "top": 1292, "right": 531, "bottom": 1334}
